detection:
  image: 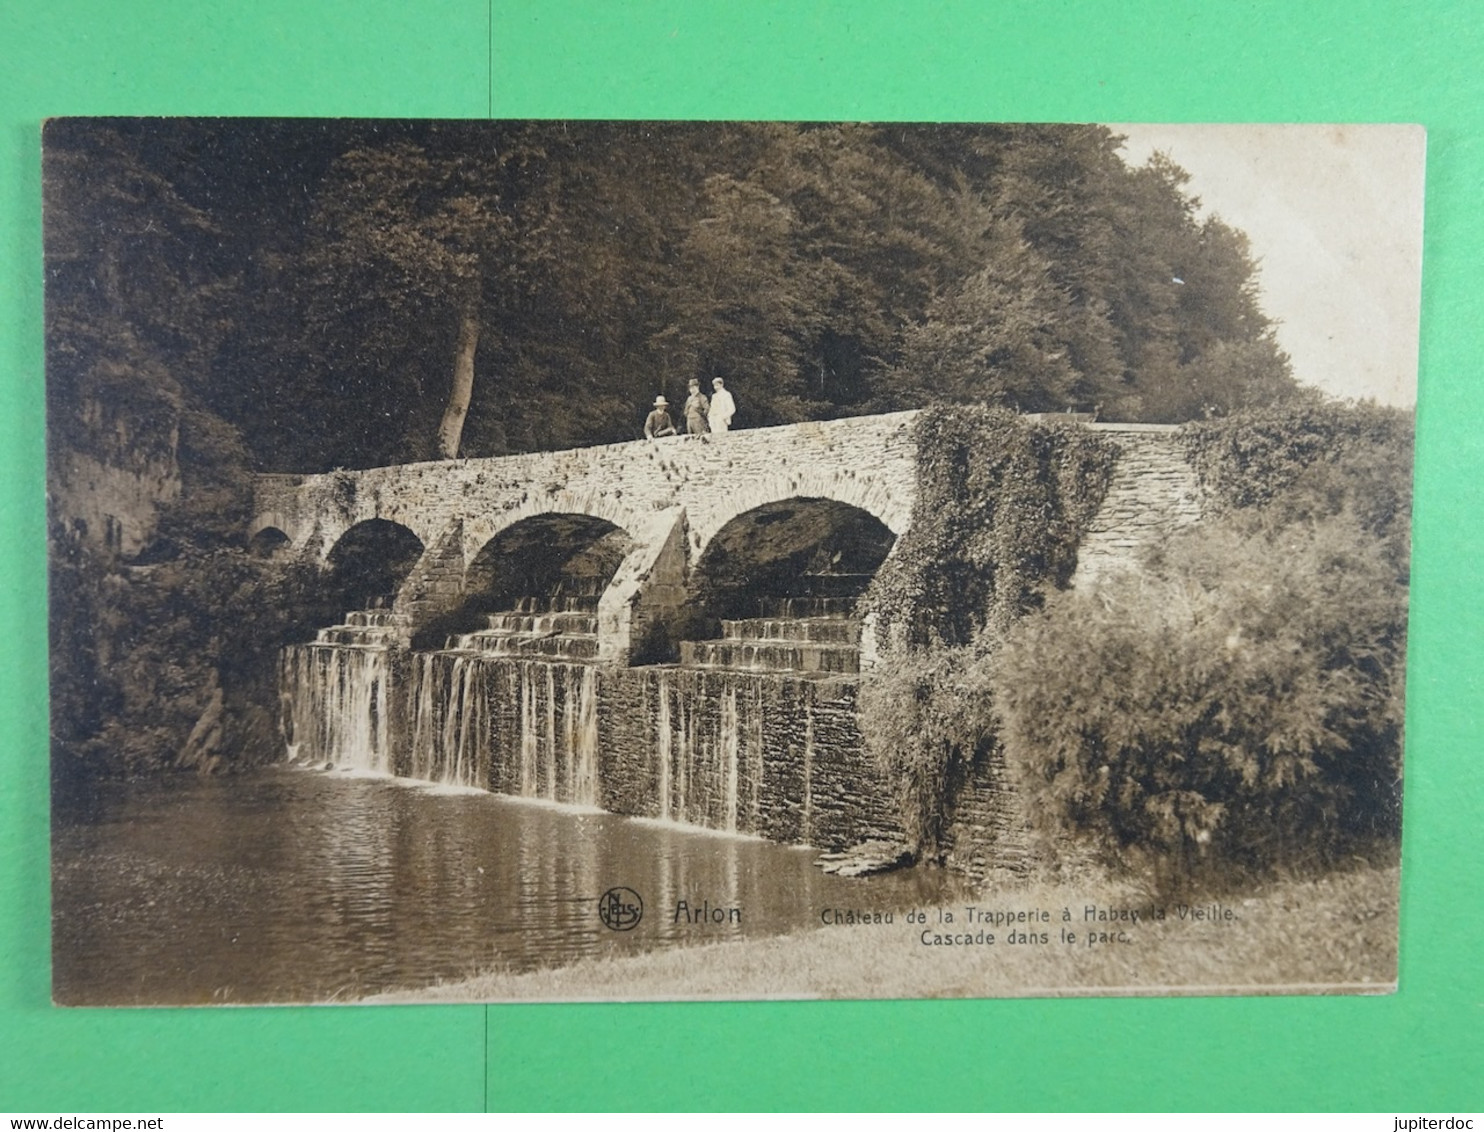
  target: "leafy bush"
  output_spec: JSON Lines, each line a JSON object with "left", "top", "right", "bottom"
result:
{"left": 1182, "top": 400, "right": 1413, "bottom": 562}
{"left": 858, "top": 643, "right": 997, "bottom": 856}
{"left": 51, "top": 540, "right": 341, "bottom": 782}
{"left": 992, "top": 444, "right": 1409, "bottom": 890}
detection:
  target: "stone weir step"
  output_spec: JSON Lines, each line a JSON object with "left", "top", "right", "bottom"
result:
{"left": 553, "top": 574, "right": 608, "bottom": 598}
{"left": 343, "top": 609, "right": 409, "bottom": 629}
{"left": 311, "top": 609, "right": 409, "bottom": 647}
{"left": 485, "top": 611, "right": 599, "bottom": 635}
{"left": 512, "top": 595, "right": 598, "bottom": 614}
{"left": 447, "top": 631, "right": 599, "bottom": 660}
{"left": 680, "top": 639, "right": 860, "bottom": 675}
{"left": 754, "top": 596, "right": 858, "bottom": 619}
{"left": 315, "top": 625, "right": 405, "bottom": 647}
{"left": 720, "top": 617, "right": 861, "bottom": 644}
{"left": 796, "top": 572, "right": 875, "bottom": 598}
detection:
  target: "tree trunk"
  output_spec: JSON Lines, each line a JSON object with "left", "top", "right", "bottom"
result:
{"left": 436, "top": 302, "right": 480, "bottom": 459}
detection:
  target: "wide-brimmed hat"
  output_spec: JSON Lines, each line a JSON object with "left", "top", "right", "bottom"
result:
{"left": 653, "top": 396, "right": 669, "bottom": 407}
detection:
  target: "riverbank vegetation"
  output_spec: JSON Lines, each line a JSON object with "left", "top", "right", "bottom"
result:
{"left": 998, "top": 403, "right": 1410, "bottom": 893}
{"left": 859, "top": 405, "right": 1117, "bottom": 850}
{"left": 49, "top": 529, "right": 344, "bottom": 785}
{"left": 860, "top": 400, "right": 1411, "bottom": 898}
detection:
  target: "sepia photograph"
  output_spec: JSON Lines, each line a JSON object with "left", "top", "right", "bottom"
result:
{"left": 44, "top": 119, "right": 1422, "bottom": 1005}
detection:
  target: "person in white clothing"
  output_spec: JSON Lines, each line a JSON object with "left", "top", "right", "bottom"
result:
{"left": 707, "top": 378, "right": 736, "bottom": 432}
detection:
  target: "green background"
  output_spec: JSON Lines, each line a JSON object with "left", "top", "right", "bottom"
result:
{"left": 2, "top": 1, "right": 1480, "bottom": 1112}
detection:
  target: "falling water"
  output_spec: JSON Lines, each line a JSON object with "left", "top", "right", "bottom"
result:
{"left": 402, "top": 651, "right": 600, "bottom": 804}
{"left": 645, "top": 667, "right": 805, "bottom": 837}
{"left": 404, "top": 651, "right": 490, "bottom": 789}
{"left": 280, "top": 611, "right": 398, "bottom": 773}
{"left": 801, "top": 708, "right": 815, "bottom": 845}
{"left": 656, "top": 680, "right": 672, "bottom": 822}
{"left": 280, "top": 585, "right": 892, "bottom": 846}
{"left": 573, "top": 662, "right": 600, "bottom": 805}
{"left": 281, "top": 601, "right": 602, "bottom": 804}
{"left": 633, "top": 591, "right": 878, "bottom": 843}
{"left": 543, "top": 665, "right": 557, "bottom": 797}
{"left": 719, "top": 686, "right": 740, "bottom": 832}
{"left": 518, "top": 664, "right": 538, "bottom": 795}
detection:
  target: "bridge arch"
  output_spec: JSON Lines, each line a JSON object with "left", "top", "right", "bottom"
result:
{"left": 459, "top": 487, "right": 647, "bottom": 568}
{"left": 248, "top": 525, "right": 292, "bottom": 558}
{"left": 465, "top": 512, "right": 636, "bottom": 610}
{"left": 248, "top": 511, "right": 300, "bottom": 544}
{"left": 687, "top": 463, "right": 910, "bottom": 562}
{"left": 685, "top": 496, "right": 896, "bottom": 632}
{"left": 324, "top": 518, "right": 426, "bottom": 614}
{"left": 408, "top": 511, "right": 639, "bottom": 650}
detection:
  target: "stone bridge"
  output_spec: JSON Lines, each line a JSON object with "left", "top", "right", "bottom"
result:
{"left": 251, "top": 411, "right": 1201, "bottom": 664}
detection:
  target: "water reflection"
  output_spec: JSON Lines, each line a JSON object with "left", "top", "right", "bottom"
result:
{"left": 52, "top": 767, "right": 957, "bottom": 1005}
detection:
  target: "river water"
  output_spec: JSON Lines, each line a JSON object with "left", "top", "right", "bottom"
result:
{"left": 52, "top": 766, "right": 956, "bottom": 1005}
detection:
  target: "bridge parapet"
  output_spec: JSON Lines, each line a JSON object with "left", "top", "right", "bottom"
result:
{"left": 251, "top": 411, "right": 923, "bottom": 663}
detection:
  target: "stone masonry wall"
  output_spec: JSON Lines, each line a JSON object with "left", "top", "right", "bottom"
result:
{"left": 942, "top": 748, "right": 1035, "bottom": 886}
{"left": 599, "top": 509, "right": 688, "bottom": 666}
{"left": 54, "top": 447, "right": 181, "bottom": 558}
{"left": 1070, "top": 424, "right": 1203, "bottom": 591}
{"left": 598, "top": 667, "right": 902, "bottom": 849}
{"left": 393, "top": 518, "right": 465, "bottom": 637}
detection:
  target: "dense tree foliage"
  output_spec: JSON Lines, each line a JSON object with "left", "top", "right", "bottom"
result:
{"left": 46, "top": 119, "right": 1300, "bottom": 477}
{"left": 50, "top": 544, "right": 343, "bottom": 779}
{"left": 44, "top": 123, "right": 236, "bottom": 491}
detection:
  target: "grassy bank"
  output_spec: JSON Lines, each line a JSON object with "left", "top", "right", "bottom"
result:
{"left": 369, "top": 864, "right": 1398, "bottom": 1004}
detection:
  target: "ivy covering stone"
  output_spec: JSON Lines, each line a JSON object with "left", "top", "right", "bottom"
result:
{"left": 864, "top": 404, "right": 1118, "bottom": 647}
{"left": 859, "top": 405, "right": 1118, "bottom": 856}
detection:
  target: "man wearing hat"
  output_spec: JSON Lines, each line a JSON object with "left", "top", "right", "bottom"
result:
{"left": 644, "top": 395, "right": 677, "bottom": 439}
{"left": 683, "top": 378, "right": 711, "bottom": 436}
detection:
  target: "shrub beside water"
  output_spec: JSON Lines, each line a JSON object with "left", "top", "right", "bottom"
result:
{"left": 991, "top": 403, "right": 1411, "bottom": 889}
{"left": 860, "top": 400, "right": 1411, "bottom": 886}
{"left": 50, "top": 541, "right": 340, "bottom": 783}
{"left": 991, "top": 515, "right": 1406, "bottom": 890}
{"left": 857, "top": 643, "right": 995, "bottom": 855}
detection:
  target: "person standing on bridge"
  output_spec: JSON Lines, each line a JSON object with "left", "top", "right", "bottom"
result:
{"left": 708, "top": 378, "right": 736, "bottom": 433}
{"left": 683, "top": 379, "right": 711, "bottom": 436}
{"left": 644, "top": 395, "right": 677, "bottom": 439}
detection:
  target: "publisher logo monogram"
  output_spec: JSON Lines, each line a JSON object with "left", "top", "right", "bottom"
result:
{"left": 598, "top": 887, "right": 643, "bottom": 931}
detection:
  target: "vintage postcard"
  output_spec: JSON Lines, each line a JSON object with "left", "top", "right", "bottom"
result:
{"left": 45, "top": 120, "right": 1422, "bottom": 1005}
